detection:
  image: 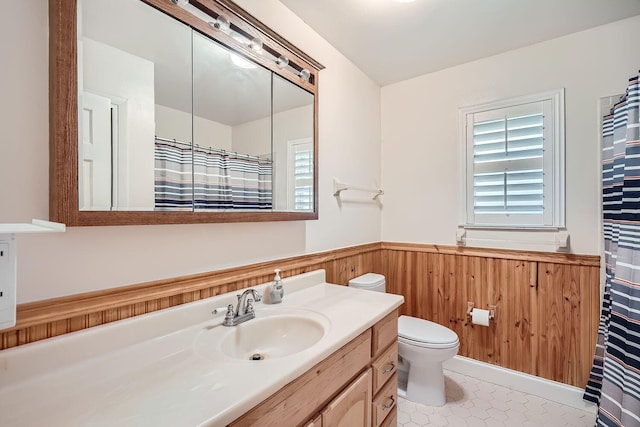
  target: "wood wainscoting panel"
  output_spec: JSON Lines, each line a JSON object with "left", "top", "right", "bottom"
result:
{"left": 535, "top": 262, "right": 601, "bottom": 386}
{"left": 381, "top": 243, "right": 600, "bottom": 388}
{"left": 1, "top": 240, "right": 601, "bottom": 390}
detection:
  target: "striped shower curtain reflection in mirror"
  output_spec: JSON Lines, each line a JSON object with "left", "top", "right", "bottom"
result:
{"left": 154, "top": 139, "right": 272, "bottom": 211}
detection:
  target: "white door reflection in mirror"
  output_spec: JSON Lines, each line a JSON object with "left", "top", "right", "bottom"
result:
{"left": 79, "top": 91, "right": 111, "bottom": 210}
{"left": 79, "top": 0, "right": 191, "bottom": 211}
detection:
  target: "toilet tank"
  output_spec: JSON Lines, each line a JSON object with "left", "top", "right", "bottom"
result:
{"left": 348, "top": 273, "right": 386, "bottom": 293}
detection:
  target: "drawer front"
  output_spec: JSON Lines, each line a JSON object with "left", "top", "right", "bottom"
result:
{"left": 372, "top": 373, "right": 397, "bottom": 427}
{"left": 372, "top": 310, "right": 398, "bottom": 357}
{"left": 379, "top": 409, "right": 397, "bottom": 427}
{"left": 372, "top": 343, "right": 398, "bottom": 395}
{"left": 303, "top": 414, "right": 322, "bottom": 427}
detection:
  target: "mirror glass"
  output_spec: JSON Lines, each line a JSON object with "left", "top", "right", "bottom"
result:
{"left": 77, "top": 0, "right": 315, "bottom": 213}
{"left": 191, "top": 31, "right": 272, "bottom": 211}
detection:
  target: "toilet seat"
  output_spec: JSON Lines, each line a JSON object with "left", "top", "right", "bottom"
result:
{"left": 398, "top": 315, "right": 459, "bottom": 349}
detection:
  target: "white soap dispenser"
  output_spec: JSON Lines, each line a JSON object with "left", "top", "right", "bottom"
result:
{"left": 267, "top": 269, "right": 284, "bottom": 304}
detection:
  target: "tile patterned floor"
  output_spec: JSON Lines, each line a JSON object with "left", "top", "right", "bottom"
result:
{"left": 397, "top": 370, "right": 596, "bottom": 427}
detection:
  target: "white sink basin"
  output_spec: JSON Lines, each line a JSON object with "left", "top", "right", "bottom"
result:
{"left": 194, "top": 309, "right": 331, "bottom": 361}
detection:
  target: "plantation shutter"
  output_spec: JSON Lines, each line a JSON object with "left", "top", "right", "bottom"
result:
{"left": 289, "top": 140, "right": 313, "bottom": 211}
{"left": 466, "top": 100, "right": 554, "bottom": 226}
{"left": 294, "top": 149, "right": 313, "bottom": 210}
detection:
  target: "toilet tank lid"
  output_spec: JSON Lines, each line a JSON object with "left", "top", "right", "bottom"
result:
{"left": 398, "top": 315, "right": 459, "bottom": 345}
{"left": 348, "top": 273, "right": 385, "bottom": 287}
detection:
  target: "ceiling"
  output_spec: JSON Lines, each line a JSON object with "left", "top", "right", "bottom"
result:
{"left": 279, "top": 0, "right": 640, "bottom": 86}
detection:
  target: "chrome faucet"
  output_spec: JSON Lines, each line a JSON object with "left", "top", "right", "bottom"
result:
{"left": 221, "top": 288, "right": 262, "bottom": 326}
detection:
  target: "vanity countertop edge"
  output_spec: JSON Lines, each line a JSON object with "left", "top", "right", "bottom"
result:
{"left": 0, "top": 269, "right": 404, "bottom": 427}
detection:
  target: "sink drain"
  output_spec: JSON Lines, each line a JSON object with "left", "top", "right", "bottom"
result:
{"left": 250, "top": 353, "right": 265, "bottom": 361}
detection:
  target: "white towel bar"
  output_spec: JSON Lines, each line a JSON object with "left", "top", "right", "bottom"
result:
{"left": 333, "top": 178, "right": 383, "bottom": 200}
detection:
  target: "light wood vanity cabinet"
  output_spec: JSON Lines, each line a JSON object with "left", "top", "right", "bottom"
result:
{"left": 229, "top": 309, "right": 399, "bottom": 427}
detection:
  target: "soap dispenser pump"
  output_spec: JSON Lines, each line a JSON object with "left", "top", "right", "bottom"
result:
{"left": 267, "top": 269, "right": 284, "bottom": 304}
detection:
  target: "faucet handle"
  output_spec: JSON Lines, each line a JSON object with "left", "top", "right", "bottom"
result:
{"left": 212, "top": 305, "right": 232, "bottom": 315}
{"left": 252, "top": 290, "right": 262, "bottom": 302}
{"left": 224, "top": 304, "right": 235, "bottom": 322}
{"left": 246, "top": 299, "right": 255, "bottom": 314}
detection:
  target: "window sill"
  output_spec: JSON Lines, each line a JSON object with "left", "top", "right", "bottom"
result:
{"left": 461, "top": 225, "right": 562, "bottom": 231}
{"left": 456, "top": 227, "right": 570, "bottom": 252}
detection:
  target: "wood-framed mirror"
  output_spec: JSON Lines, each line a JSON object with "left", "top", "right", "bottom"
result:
{"left": 49, "top": 0, "right": 323, "bottom": 226}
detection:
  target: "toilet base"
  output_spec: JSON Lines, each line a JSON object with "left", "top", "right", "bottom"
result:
{"left": 398, "top": 365, "right": 408, "bottom": 387}
{"left": 404, "top": 361, "right": 447, "bottom": 406}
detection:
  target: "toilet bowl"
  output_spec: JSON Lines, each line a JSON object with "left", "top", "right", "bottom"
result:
{"left": 348, "top": 273, "right": 459, "bottom": 406}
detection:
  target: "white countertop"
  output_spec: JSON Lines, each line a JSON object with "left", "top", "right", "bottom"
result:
{"left": 0, "top": 270, "right": 403, "bottom": 426}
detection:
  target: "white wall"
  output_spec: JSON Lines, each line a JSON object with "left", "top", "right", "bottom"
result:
{"left": 155, "top": 104, "right": 233, "bottom": 150}
{"left": 381, "top": 15, "right": 640, "bottom": 256}
{"left": 232, "top": 116, "right": 271, "bottom": 157}
{"left": 234, "top": 1, "right": 384, "bottom": 253}
{"left": 272, "top": 104, "right": 314, "bottom": 211}
{"left": 0, "top": 0, "right": 382, "bottom": 303}
{"left": 12, "top": 0, "right": 628, "bottom": 302}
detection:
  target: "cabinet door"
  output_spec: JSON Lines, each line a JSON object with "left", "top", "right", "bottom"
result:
{"left": 321, "top": 369, "right": 372, "bottom": 427}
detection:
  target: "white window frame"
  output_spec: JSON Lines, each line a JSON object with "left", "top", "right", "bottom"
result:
{"left": 459, "top": 89, "right": 565, "bottom": 229}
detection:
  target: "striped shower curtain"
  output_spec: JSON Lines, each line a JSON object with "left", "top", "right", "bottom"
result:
{"left": 154, "top": 141, "right": 193, "bottom": 211}
{"left": 584, "top": 72, "right": 640, "bottom": 426}
{"left": 154, "top": 140, "right": 272, "bottom": 211}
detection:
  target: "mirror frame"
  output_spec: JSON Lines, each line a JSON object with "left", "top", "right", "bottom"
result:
{"left": 49, "top": 0, "right": 323, "bottom": 226}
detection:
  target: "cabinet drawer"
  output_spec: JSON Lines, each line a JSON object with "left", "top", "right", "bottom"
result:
{"left": 372, "top": 373, "right": 397, "bottom": 427}
{"left": 303, "top": 414, "right": 322, "bottom": 427}
{"left": 379, "top": 409, "right": 397, "bottom": 427}
{"left": 372, "top": 310, "right": 398, "bottom": 357}
{"left": 372, "top": 343, "right": 398, "bottom": 394}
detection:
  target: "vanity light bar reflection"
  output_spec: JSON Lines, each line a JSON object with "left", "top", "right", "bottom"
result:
{"left": 207, "top": 16, "right": 310, "bottom": 81}
{"left": 174, "top": 0, "right": 311, "bottom": 82}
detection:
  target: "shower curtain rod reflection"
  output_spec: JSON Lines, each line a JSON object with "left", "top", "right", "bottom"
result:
{"left": 154, "top": 136, "right": 272, "bottom": 162}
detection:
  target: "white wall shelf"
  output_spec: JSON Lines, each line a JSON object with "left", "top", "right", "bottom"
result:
{"left": 0, "top": 219, "right": 65, "bottom": 330}
{"left": 0, "top": 219, "right": 66, "bottom": 235}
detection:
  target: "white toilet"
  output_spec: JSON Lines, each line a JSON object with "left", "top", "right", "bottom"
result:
{"left": 348, "top": 273, "right": 459, "bottom": 406}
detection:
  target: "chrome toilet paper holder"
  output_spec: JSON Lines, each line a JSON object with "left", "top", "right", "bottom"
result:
{"left": 466, "top": 301, "right": 496, "bottom": 321}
